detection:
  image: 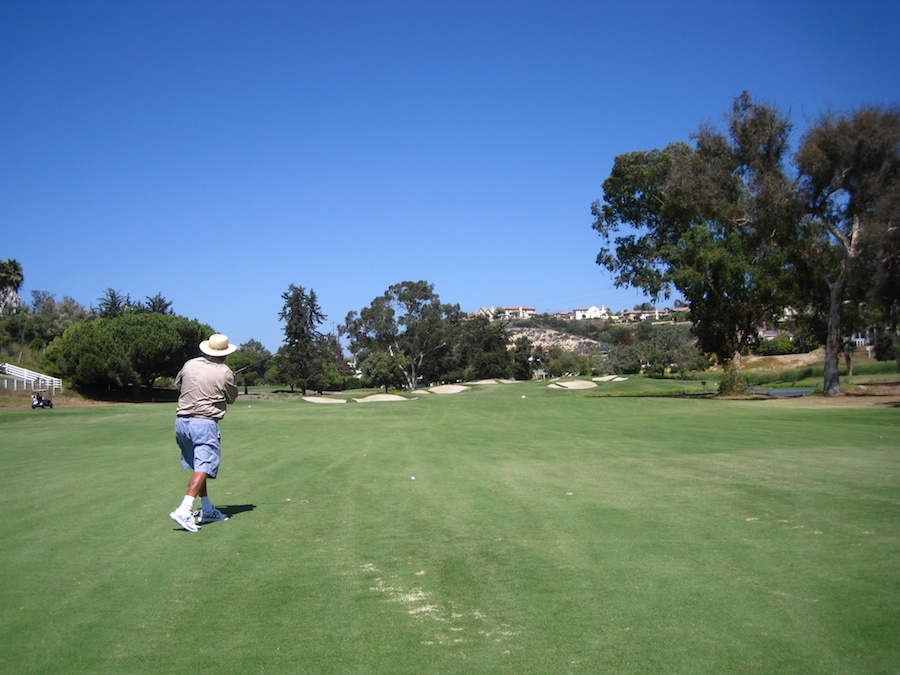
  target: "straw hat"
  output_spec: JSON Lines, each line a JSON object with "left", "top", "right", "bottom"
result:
{"left": 199, "top": 333, "right": 237, "bottom": 357}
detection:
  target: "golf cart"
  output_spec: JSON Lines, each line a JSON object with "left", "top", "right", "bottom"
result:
{"left": 31, "top": 391, "right": 53, "bottom": 409}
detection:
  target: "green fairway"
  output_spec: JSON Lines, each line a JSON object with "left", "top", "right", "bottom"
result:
{"left": 1, "top": 382, "right": 898, "bottom": 673}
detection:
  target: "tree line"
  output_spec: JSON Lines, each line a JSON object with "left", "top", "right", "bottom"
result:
{"left": 3, "top": 271, "right": 690, "bottom": 397}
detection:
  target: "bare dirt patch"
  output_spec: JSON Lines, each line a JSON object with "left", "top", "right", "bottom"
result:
{"left": 0, "top": 389, "right": 125, "bottom": 409}
{"left": 832, "top": 382, "right": 900, "bottom": 406}
{"left": 741, "top": 347, "right": 826, "bottom": 370}
{"left": 738, "top": 383, "right": 900, "bottom": 408}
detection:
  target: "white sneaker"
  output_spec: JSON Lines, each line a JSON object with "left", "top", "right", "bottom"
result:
{"left": 170, "top": 510, "right": 201, "bottom": 532}
{"left": 198, "top": 507, "right": 229, "bottom": 523}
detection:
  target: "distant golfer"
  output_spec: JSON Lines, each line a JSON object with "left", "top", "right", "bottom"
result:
{"left": 169, "top": 333, "right": 239, "bottom": 532}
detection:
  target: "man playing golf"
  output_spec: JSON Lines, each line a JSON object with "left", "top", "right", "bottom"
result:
{"left": 169, "top": 333, "right": 239, "bottom": 532}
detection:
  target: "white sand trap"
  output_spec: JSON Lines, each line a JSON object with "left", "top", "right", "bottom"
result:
{"left": 498, "top": 379, "right": 517, "bottom": 384}
{"left": 547, "top": 383, "right": 564, "bottom": 389}
{"left": 352, "top": 394, "right": 417, "bottom": 402}
{"left": 302, "top": 396, "right": 346, "bottom": 404}
{"left": 594, "top": 375, "right": 617, "bottom": 382}
{"left": 429, "top": 384, "right": 469, "bottom": 394}
{"left": 613, "top": 377, "right": 628, "bottom": 382}
{"left": 470, "top": 379, "right": 497, "bottom": 385}
{"left": 552, "top": 380, "right": 598, "bottom": 390}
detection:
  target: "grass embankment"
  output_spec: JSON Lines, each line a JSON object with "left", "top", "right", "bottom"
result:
{"left": 1, "top": 381, "right": 898, "bottom": 673}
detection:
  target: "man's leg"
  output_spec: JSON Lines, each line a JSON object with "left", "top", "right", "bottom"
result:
{"left": 170, "top": 444, "right": 205, "bottom": 531}
{"left": 193, "top": 473, "right": 229, "bottom": 522}
{"left": 186, "top": 471, "right": 208, "bottom": 498}
{"left": 187, "top": 470, "right": 227, "bottom": 521}
{"left": 170, "top": 428, "right": 203, "bottom": 530}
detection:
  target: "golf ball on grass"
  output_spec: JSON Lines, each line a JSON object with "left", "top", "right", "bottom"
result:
{"left": 411, "top": 476, "right": 416, "bottom": 480}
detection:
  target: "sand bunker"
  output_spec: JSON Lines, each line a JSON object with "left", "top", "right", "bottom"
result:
{"left": 428, "top": 384, "right": 469, "bottom": 395}
{"left": 547, "top": 380, "right": 598, "bottom": 390}
{"left": 352, "top": 394, "right": 417, "bottom": 402}
{"left": 470, "top": 379, "right": 497, "bottom": 385}
{"left": 594, "top": 375, "right": 617, "bottom": 382}
{"left": 302, "top": 396, "right": 346, "bottom": 404}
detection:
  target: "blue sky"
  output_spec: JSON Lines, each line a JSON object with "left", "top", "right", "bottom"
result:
{"left": 3, "top": 0, "right": 898, "bottom": 352}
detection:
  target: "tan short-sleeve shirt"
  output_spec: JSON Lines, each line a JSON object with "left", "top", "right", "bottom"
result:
{"left": 174, "top": 356, "right": 238, "bottom": 421}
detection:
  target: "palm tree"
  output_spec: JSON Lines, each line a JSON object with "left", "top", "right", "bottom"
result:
{"left": 0, "top": 259, "right": 24, "bottom": 311}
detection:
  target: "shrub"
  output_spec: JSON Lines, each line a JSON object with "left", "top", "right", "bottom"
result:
{"left": 755, "top": 334, "right": 795, "bottom": 356}
{"left": 719, "top": 361, "right": 746, "bottom": 395}
{"left": 874, "top": 334, "right": 898, "bottom": 362}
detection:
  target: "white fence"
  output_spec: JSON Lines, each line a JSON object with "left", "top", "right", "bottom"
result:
{"left": 0, "top": 363, "right": 62, "bottom": 395}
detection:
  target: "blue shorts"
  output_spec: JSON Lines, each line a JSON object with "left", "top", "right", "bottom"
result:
{"left": 175, "top": 417, "right": 221, "bottom": 479}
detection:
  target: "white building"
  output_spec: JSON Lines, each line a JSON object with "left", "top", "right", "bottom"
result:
{"left": 573, "top": 305, "right": 608, "bottom": 320}
{"left": 500, "top": 306, "right": 537, "bottom": 320}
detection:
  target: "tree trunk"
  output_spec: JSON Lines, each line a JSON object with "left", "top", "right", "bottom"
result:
{"left": 719, "top": 350, "right": 743, "bottom": 395}
{"left": 843, "top": 341, "right": 854, "bottom": 379}
{"left": 399, "top": 368, "right": 415, "bottom": 391}
{"left": 823, "top": 276, "right": 846, "bottom": 396}
{"left": 387, "top": 345, "right": 416, "bottom": 390}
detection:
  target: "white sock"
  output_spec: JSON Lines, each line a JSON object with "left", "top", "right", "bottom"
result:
{"left": 179, "top": 495, "right": 195, "bottom": 513}
{"left": 200, "top": 496, "right": 214, "bottom": 513}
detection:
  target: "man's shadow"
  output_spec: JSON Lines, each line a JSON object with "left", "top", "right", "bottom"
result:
{"left": 219, "top": 504, "right": 257, "bottom": 518}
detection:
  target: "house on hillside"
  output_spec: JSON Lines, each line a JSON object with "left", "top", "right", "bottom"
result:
{"left": 618, "top": 309, "right": 650, "bottom": 322}
{"left": 468, "top": 306, "right": 538, "bottom": 321}
{"left": 617, "top": 307, "right": 675, "bottom": 322}
{"left": 670, "top": 306, "right": 691, "bottom": 320}
{"left": 757, "top": 322, "right": 782, "bottom": 341}
{"left": 499, "top": 306, "right": 537, "bottom": 320}
{"left": 850, "top": 329, "right": 877, "bottom": 347}
{"left": 573, "top": 305, "right": 609, "bottom": 320}
{"left": 471, "top": 307, "right": 496, "bottom": 320}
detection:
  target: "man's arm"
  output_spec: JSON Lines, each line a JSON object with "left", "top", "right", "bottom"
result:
{"left": 224, "top": 370, "right": 238, "bottom": 404}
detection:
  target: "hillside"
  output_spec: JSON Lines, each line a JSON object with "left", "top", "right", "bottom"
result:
{"left": 508, "top": 326, "right": 602, "bottom": 354}
{"left": 741, "top": 347, "right": 826, "bottom": 370}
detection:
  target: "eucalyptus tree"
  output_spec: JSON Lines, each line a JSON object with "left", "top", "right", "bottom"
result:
{"left": 4, "top": 291, "right": 89, "bottom": 348}
{"left": 592, "top": 93, "right": 801, "bottom": 392}
{"left": 342, "top": 280, "right": 461, "bottom": 390}
{"left": 795, "top": 106, "right": 900, "bottom": 394}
